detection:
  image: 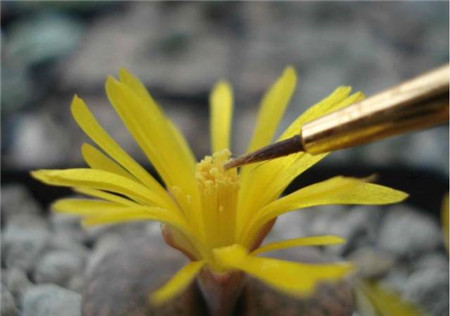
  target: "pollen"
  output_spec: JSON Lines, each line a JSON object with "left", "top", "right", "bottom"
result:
{"left": 195, "top": 149, "right": 240, "bottom": 251}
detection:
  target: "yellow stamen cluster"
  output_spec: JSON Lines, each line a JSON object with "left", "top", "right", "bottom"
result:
{"left": 196, "top": 149, "right": 240, "bottom": 254}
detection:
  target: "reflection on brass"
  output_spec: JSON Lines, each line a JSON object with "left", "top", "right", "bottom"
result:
{"left": 224, "top": 64, "right": 449, "bottom": 169}
{"left": 302, "top": 64, "right": 449, "bottom": 154}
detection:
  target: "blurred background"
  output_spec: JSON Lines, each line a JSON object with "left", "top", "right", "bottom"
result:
{"left": 1, "top": 1, "right": 449, "bottom": 316}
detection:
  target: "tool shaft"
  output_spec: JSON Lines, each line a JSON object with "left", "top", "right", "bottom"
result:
{"left": 301, "top": 65, "right": 449, "bottom": 154}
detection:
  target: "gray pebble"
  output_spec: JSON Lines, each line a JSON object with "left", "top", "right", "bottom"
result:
{"left": 414, "top": 253, "right": 449, "bottom": 271}
{"left": 34, "top": 251, "right": 85, "bottom": 288}
{"left": 2, "top": 214, "right": 50, "bottom": 271}
{"left": 22, "top": 284, "right": 81, "bottom": 316}
{"left": 381, "top": 266, "right": 410, "bottom": 294}
{"left": 349, "top": 247, "right": 396, "bottom": 279}
{"left": 377, "top": 205, "right": 443, "bottom": 258}
{"left": 403, "top": 269, "right": 449, "bottom": 316}
{"left": 1, "top": 185, "right": 41, "bottom": 222}
{"left": 48, "top": 231, "right": 89, "bottom": 256}
{"left": 4, "top": 267, "right": 33, "bottom": 299}
{"left": 85, "top": 233, "right": 123, "bottom": 276}
{"left": 1, "top": 288, "right": 19, "bottom": 316}
{"left": 5, "top": 12, "right": 83, "bottom": 66}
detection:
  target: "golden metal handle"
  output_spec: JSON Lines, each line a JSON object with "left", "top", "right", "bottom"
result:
{"left": 301, "top": 64, "right": 449, "bottom": 154}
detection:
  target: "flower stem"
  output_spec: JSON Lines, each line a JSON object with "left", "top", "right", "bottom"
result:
{"left": 197, "top": 269, "right": 246, "bottom": 316}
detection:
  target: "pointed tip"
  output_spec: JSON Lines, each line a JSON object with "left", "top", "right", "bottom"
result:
{"left": 30, "top": 170, "right": 49, "bottom": 182}
{"left": 224, "top": 135, "right": 305, "bottom": 170}
{"left": 70, "top": 94, "right": 87, "bottom": 116}
{"left": 29, "top": 170, "right": 39, "bottom": 179}
{"left": 118, "top": 67, "right": 131, "bottom": 81}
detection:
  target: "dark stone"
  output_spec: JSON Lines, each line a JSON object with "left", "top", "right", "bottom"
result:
{"left": 82, "top": 236, "right": 189, "bottom": 316}
{"left": 241, "top": 278, "right": 353, "bottom": 316}
{"left": 83, "top": 236, "right": 354, "bottom": 316}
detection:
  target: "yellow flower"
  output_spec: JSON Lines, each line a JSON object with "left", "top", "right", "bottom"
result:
{"left": 31, "top": 67, "right": 407, "bottom": 305}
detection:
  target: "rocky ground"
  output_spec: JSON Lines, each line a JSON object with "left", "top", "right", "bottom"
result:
{"left": 1, "top": 183, "right": 448, "bottom": 316}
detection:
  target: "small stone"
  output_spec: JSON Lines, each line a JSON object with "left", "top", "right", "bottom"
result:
{"left": 34, "top": 250, "right": 85, "bottom": 288}
{"left": 414, "top": 253, "right": 449, "bottom": 271}
{"left": 1, "top": 289, "right": 19, "bottom": 316}
{"left": 83, "top": 236, "right": 187, "bottom": 316}
{"left": 243, "top": 277, "right": 354, "bottom": 316}
{"left": 22, "top": 284, "right": 81, "bottom": 316}
{"left": 403, "top": 269, "right": 449, "bottom": 316}
{"left": 0, "top": 65, "right": 32, "bottom": 113}
{"left": 1, "top": 185, "right": 41, "bottom": 222}
{"left": 349, "top": 247, "right": 396, "bottom": 278}
{"left": 382, "top": 266, "right": 410, "bottom": 293}
{"left": 6, "top": 112, "right": 73, "bottom": 168}
{"left": 4, "top": 267, "right": 33, "bottom": 299}
{"left": 377, "top": 205, "right": 443, "bottom": 258}
{"left": 68, "top": 275, "right": 84, "bottom": 293}
{"left": 85, "top": 233, "right": 124, "bottom": 275}
{"left": 3, "top": 214, "right": 50, "bottom": 271}
{"left": 5, "top": 12, "right": 83, "bottom": 66}
{"left": 85, "top": 221, "right": 148, "bottom": 245}
{"left": 48, "top": 231, "right": 89, "bottom": 256}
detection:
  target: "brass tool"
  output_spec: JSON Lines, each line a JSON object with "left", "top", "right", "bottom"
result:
{"left": 224, "top": 64, "right": 449, "bottom": 170}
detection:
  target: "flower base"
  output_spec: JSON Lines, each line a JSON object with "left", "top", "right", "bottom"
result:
{"left": 82, "top": 236, "right": 354, "bottom": 316}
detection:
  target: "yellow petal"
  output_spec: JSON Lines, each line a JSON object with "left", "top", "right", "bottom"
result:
{"left": 214, "top": 244, "right": 353, "bottom": 297}
{"left": 118, "top": 68, "right": 197, "bottom": 165}
{"left": 210, "top": 81, "right": 233, "bottom": 153}
{"left": 73, "top": 187, "right": 137, "bottom": 206}
{"left": 151, "top": 261, "right": 205, "bottom": 305}
{"left": 81, "top": 143, "right": 136, "bottom": 181}
{"left": 250, "top": 177, "right": 408, "bottom": 239}
{"left": 53, "top": 199, "right": 128, "bottom": 215}
{"left": 105, "top": 77, "right": 200, "bottom": 214}
{"left": 31, "top": 169, "right": 173, "bottom": 208}
{"left": 53, "top": 198, "right": 190, "bottom": 234}
{"left": 71, "top": 96, "right": 167, "bottom": 197}
{"left": 118, "top": 67, "right": 159, "bottom": 109}
{"left": 355, "top": 280, "right": 425, "bottom": 316}
{"left": 237, "top": 88, "right": 364, "bottom": 240}
{"left": 251, "top": 235, "right": 345, "bottom": 256}
{"left": 280, "top": 87, "right": 364, "bottom": 140}
{"left": 246, "top": 67, "right": 297, "bottom": 153}
{"left": 81, "top": 207, "right": 171, "bottom": 227}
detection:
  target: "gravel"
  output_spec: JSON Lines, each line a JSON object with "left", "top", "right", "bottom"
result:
{"left": 2, "top": 214, "right": 50, "bottom": 271}
{"left": 403, "top": 269, "right": 449, "bottom": 316}
{"left": 34, "top": 250, "right": 85, "bottom": 289}
{"left": 1, "top": 288, "right": 19, "bottom": 316}
{"left": 4, "top": 267, "right": 33, "bottom": 299}
{"left": 377, "top": 205, "right": 444, "bottom": 258}
{"left": 22, "top": 285, "right": 82, "bottom": 316}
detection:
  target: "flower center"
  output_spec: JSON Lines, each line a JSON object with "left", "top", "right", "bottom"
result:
{"left": 196, "top": 149, "right": 240, "bottom": 250}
